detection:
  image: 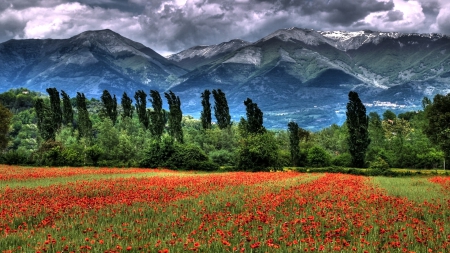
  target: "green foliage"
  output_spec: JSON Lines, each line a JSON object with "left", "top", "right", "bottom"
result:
{"left": 382, "top": 110, "right": 396, "bottom": 121}
{"left": 149, "top": 90, "right": 165, "bottom": 139}
{"left": 212, "top": 89, "right": 231, "bottom": 129}
{"left": 332, "top": 153, "right": 352, "bottom": 167}
{"left": 200, "top": 89, "right": 212, "bottom": 130}
{"left": 209, "top": 149, "right": 235, "bottom": 166}
{"left": 424, "top": 93, "right": 450, "bottom": 161}
{"left": 76, "top": 92, "right": 92, "bottom": 139}
{"left": 236, "top": 132, "right": 281, "bottom": 171}
{"left": 287, "top": 121, "right": 300, "bottom": 166}
{"left": 86, "top": 144, "right": 103, "bottom": 166}
{"left": 0, "top": 102, "right": 13, "bottom": 151}
{"left": 61, "top": 90, "right": 74, "bottom": 126}
{"left": 121, "top": 92, "right": 134, "bottom": 120}
{"left": 307, "top": 146, "right": 331, "bottom": 167}
{"left": 134, "top": 90, "right": 149, "bottom": 129}
{"left": 100, "top": 90, "right": 118, "bottom": 125}
{"left": 164, "top": 91, "right": 183, "bottom": 143}
{"left": 35, "top": 98, "right": 57, "bottom": 141}
{"left": 0, "top": 150, "right": 31, "bottom": 165}
{"left": 140, "top": 135, "right": 217, "bottom": 171}
{"left": 243, "top": 98, "right": 265, "bottom": 134}
{"left": 346, "top": 91, "right": 370, "bottom": 167}
{"left": 369, "top": 157, "right": 390, "bottom": 170}
{"left": 46, "top": 88, "right": 63, "bottom": 130}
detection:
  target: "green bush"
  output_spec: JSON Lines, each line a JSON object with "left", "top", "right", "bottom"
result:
{"left": 369, "top": 157, "right": 390, "bottom": 171}
{"left": 332, "top": 153, "right": 352, "bottom": 167}
{"left": 307, "top": 146, "right": 331, "bottom": 167}
{"left": 140, "top": 137, "right": 218, "bottom": 171}
{"left": 209, "top": 150, "right": 235, "bottom": 166}
{"left": 0, "top": 150, "right": 31, "bottom": 165}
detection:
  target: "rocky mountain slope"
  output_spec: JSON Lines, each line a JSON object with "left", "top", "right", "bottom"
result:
{"left": 2, "top": 28, "right": 450, "bottom": 129}
{"left": 0, "top": 29, "right": 186, "bottom": 98}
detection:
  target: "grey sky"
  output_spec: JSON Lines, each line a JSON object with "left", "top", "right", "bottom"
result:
{"left": 0, "top": 0, "right": 448, "bottom": 55}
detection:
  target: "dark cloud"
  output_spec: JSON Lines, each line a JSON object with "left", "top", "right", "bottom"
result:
{"left": 386, "top": 10, "right": 404, "bottom": 22}
{"left": 0, "top": 0, "right": 447, "bottom": 54}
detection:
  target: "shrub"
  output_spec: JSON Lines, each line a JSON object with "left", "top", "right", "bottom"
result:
{"left": 332, "top": 153, "right": 352, "bottom": 167}
{"left": 307, "top": 146, "right": 331, "bottom": 167}
{"left": 209, "top": 150, "right": 235, "bottom": 166}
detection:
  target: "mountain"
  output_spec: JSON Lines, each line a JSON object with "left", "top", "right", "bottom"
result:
{"left": 167, "top": 39, "right": 251, "bottom": 70}
{"left": 170, "top": 27, "right": 450, "bottom": 129}
{"left": 2, "top": 28, "right": 450, "bottom": 130}
{"left": 0, "top": 29, "right": 187, "bottom": 98}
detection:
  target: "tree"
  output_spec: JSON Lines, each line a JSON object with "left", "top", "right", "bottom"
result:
{"left": 424, "top": 93, "right": 450, "bottom": 163}
{"left": 164, "top": 91, "right": 183, "bottom": 143}
{"left": 200, "top": 89, "right": 212, "bottom": 130}
{"left": 149, "top": 90, "right": 165, "bottom": 139}
{"left": 0, "top": 102, "right": 12, "bottom": 151}
{"left": 100, "top": 90, "right": 118, "bottom": 125}
{"left": 134, "top": 90, "right": 149, "bottom": 129}
{"left": 212, "top": 89, "right": 231, "bottom": 129}
{"left": 35, "top": 98, "right": 56, "bottom": 141}
{"left": 243, "top": 98, "right": 265, "bottom": 134}
{"left": 382, "top": 110, "right": 396, "bottom": 121}
{"left": 346, "top": 91, "right": 370, "bottom": 167}
{"left": 121, "top": 92, "right": 134, "bottom": 120}
{"left": 237, "top": 132, "right": 281, "bottom": 171}
{"left": 61, "top": 90, "right": 74, "bottom": 126}
{"left": 46, "top": 88, "right": 63, "bottom": 130}
{"left": 76, "top": 92, "right": 92, "bottom": 139}
{"left": 288, "top": 122, "right": 300, "bottom": 166}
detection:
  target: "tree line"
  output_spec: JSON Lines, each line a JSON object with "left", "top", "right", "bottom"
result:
{"left": 0, "top": 87, "right": 449, "bottom": 172}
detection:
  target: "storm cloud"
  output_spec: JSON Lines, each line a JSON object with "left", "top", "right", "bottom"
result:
{"left": 0, "top": 0, "right": 448, "bottom": 55}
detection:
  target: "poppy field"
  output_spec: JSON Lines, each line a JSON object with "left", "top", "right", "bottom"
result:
{"left": 1, "top": 165, "right": 450, "bottom": 252}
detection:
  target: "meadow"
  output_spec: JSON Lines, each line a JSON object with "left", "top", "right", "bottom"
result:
{"left": 1, "top": 165, "right": 450, "bottom": 252}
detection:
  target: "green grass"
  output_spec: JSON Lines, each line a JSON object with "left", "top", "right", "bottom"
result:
{"left": 373, "top": 176, "right": 444, "bottom": 203}
{"left": 0, "top": 171, "right": 197, "bottom": 189}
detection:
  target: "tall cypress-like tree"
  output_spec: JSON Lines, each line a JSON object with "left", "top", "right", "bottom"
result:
{"left": 121, "top": 92, "right": 134, "bottom": 120}
{"left": 346, "top": 91, "right": 370, "bottom": 168}
{"left": 212, "top": 89, "right": 231, "bottom": 129}
{"left": 100, "top": 90, "right": 118, "bottom": 125}
{"left": 243, "top": 98, "right": 265, "bottom": 134}
{"left": 46, "top": 88, "right": 62, "bottom": 130}
{"left": 76, "top": 92, "right": 92, "bottom": 139}
{"left": 0, "top": 102, "right": 13, "bottom": 150}
{"left": 35, "top": 98, "right": 56, "bottom": 141}
{"left": 61, "top": 90, "right": 74, "bottom": 126}
{"left": 288, "top": 121, "right": 300, "bottom": 167}
{"left": 149, "top": 90, "right": 165, "bottom": 139}
{"left": 134, "top": 90, "right": 149, "bottom": 129}
{"left": 164, "top": 91, "right": 183, "bottom": 143}
{"left": 200, "top": 89, "right": 212, "bottom": 130}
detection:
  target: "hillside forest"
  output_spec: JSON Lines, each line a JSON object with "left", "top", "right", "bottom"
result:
{"left": 0, "top": 87, "right": 448, "bottom": 172}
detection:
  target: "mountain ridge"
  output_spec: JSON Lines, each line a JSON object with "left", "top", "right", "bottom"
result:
{"left": 2, "top": 27, "right": 450, "bottom": 129}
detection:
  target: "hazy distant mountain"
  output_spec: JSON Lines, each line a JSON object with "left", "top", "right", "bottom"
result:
{"left": 167, "top": 39, "right": 251, "bottom": 70}
{"left": 170, "top": 27, "right": 450, "bottom": 129}
{"left": 0, "top": 29, "right": 186, "bottom": 98}
{"left": 2, "top": 28, "right": 450, "bottom": 129}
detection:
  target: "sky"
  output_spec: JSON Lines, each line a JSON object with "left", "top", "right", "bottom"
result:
{"left": 0, "top": 0, "right": 449, "bottom": 55}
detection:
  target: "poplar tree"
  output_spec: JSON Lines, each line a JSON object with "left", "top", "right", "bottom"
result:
{"left": 243, "top": 98, "right": 265, "bottom": 134}
{"left": 134, "top": 90, "right": 149, "bottom": 129}
{"left": 46, "top": 87, "right": 62, "bottom": 129}
{"left": 212, "top": 89, "right": 231, "bottom": 129}
{"left": 35, "top": 98, "right": 56, "bottom": 141}
{"left": 424, "top": 93, "right": 450, "bottom": 163}
{"left": 200, "top": 89, "right": 212, "bottom": 130}
{"left": 288, "top": 121, "right": 300, "bottom": 167}
{"left": 100, "top": 90, "right": 118, "bottom": 125}
{"left": 121, "top": 92, "right": 133, "bottom": 119}
{"left": 61, "top": 90, "right": 74, "bottom": 126}
{"left": 76, "top": 92, "right": 92, "bottom": 139}
{"left": 346, "top": 91, "right": 370, "bottom": 168}
{"left": 0, "top": 102, "right": 12, "bottom": 150}
{"left": 164, "top": 91, "right": 183, "bottom": 143}
{"left": 149, "top": 90, "right": 165, "bottom": 139}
